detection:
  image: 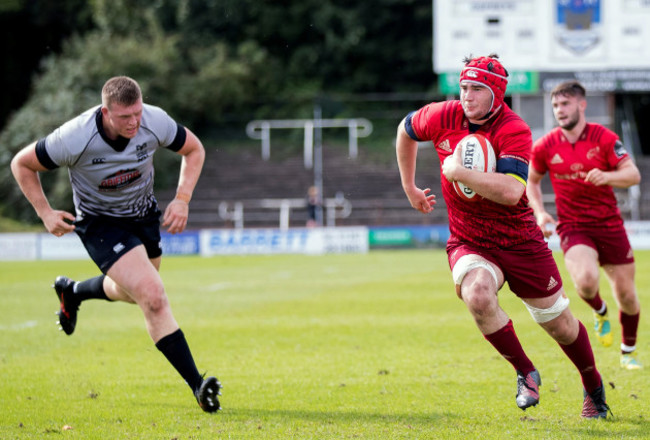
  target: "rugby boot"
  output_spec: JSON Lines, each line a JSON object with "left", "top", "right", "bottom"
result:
{"left": 593, "top": 310, "right": 613, "bottom": 347}
{"left": 195, "top": 375, "right": 222, "bottom": 413}
{"left": 620, "top": 351, "right": 643, "bottom": 370}
{"left": 515, "top": 369, "right": 541, "bottom": 410}
{"left": 53, "top": 276, "right": 79, "bottom": 335}
{"left": 581, "top": 381, "right": 612, "bottom": 419}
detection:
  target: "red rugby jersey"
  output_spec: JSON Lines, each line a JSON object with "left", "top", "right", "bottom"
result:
{"left": 531, "top": 123, "right": 628, "bottom": 230}
{"left": 410, "top": 100, "right": 541, "bottom": 248}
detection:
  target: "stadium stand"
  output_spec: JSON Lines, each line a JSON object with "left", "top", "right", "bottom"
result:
{"left": 157, "top": 145, "right": 649, "bottom": 230}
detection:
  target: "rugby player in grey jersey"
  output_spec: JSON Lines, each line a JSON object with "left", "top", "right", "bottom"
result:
{"left": 11, "top": 76, "right": 221, "bottom": 413}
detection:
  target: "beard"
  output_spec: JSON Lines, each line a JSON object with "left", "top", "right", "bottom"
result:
{"left": 558, "top": 111, "right": 580, "bottom": 131}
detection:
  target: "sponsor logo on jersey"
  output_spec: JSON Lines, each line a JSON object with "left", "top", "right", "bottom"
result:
{"left": 99, "top": 168, "right": 142, "bottom": 191}
{"left": 92, "top": 157, "right": 106, "bottom": 164}
{"left": 500, "top": 153, "right": 527, "bottom": 164}
{"left": 586, "top": 146, "right": 600, "bottom": 160}
{"left": 570, "top": 163, "right": 584, "bottom": 172}
{"left": 438, "top": 139, "right": 451, "bottom": 152}
{"left": 553, "top": 171, "right": 587, "bottom": 180}
{"left": 550, "top": 153, "right": 563, "bottom": 164}
{"left": 614, "top": 140, "right": 627, "bottom": 158}
{"left": 554, "top": 162, "right": 588, "bottom": 180}
{"left": 136, "top": 143, "right": 149, "bottom": 162}
{"left": 113, "top": 242, "right": 125, "bottom": 254}
{"left": 547, "top": 276, "right": 558, "bottom": 291}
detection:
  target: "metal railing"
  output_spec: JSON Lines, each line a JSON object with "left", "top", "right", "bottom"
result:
{"left": 245, "top": 118, "right": 373, "bottom": 168}
{"left": 218, "top": 196, "right": 352, "bottom": 230}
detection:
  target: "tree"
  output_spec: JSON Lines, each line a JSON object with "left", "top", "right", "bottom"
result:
{"left": 0, "top": 2, "right": 274, "bottom": 221}
{"left": 0, "top": 0, "right": 93, "bottom": 131}
{"left": 1, "top": 0, "right": 437, "bottom": 224}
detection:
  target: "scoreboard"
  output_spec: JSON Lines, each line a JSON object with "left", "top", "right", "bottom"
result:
{"left": 433, "top": 0, "right": 650, "bottom": 73}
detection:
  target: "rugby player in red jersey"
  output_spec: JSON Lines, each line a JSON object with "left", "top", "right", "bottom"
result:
{"left": 528, "top": 80, "right": 642, "bottom": 370}
{"left": 396, "top": 54, "right": 610, "bottom": 418}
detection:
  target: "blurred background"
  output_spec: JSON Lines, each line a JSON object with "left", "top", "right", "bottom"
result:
{"left": 1, "top": 0, "right": 649, "bottom": 234}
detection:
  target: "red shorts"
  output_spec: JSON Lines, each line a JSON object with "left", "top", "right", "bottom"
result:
{"left": 558, "top": 224, "right": 634, "bottom": 266}
{"left": 446, "top": 236, "right": 563, "bottom": 299}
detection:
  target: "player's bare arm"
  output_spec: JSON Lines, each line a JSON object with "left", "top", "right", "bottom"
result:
{"left": 526, "top": 166, "right": 557, "bottom": 237}
{"left": 162, "top": 127, "right": 206, "bottom": 234}
{"left": 395, "top": 119, "right": 436, "bottom": 214}
{"left": 442, "top": 147, "right": 524, "bottom": 206}
{"left": 10, "top": 142, "right": 76, "bottom": 236}
{"left": 584, "top": 157, "right": 641, "bottom": 188}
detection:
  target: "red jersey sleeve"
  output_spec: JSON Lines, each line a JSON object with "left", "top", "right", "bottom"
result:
{"left": 602, "top": 129, "right": 629, "bottom": 169}
{"left": 531, "top": 137, "right": 550, "bottom": 174}
{"left": 410, "top": 101, "right": 463, "bottom": 143}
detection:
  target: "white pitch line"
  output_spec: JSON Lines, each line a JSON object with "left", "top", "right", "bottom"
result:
{"left": 0, "top": 320, "right": 38, "bottom": 331}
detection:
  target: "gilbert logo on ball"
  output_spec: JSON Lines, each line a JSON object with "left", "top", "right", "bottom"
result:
{"left": 452, "top": 133, "right": 496, "bottom": 202}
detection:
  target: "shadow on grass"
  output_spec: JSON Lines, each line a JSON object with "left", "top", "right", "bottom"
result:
{"left": 211, "top": 407, "right": 649, "bottom": 439}
{"left": 222, "top": 407, "right": 459, "bottom": 426}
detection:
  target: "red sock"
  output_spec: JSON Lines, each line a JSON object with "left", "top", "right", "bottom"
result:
{"left": 582, "top": 292, "right": 605, "bottom": 314}
{"left": 620, "top": 311, "right": 640, "bottom": 350}
{"left": 484, "top": 320, "right": 535, "bottom": 375}
{"left": 558, "top": 321, "right": 601, "bottom": 393}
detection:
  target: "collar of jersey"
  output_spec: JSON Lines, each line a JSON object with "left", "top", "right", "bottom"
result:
{"left": 95, "top": 108, "right": 130, "bottom": 152}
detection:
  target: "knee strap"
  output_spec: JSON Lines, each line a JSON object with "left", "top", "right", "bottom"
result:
{"left": 452, "top": 254, "right": 498, "bottom": 287}
{"left": 524, "top": 294, "right": 570, "bottom": 323}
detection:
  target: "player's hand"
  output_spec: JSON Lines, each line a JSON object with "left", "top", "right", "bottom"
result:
{"left": 584, "top": 168, "right": 608, "bottom": 186}
{"left": 441, "top": 148, "right": 463, "bottom": 182}
{"left": 162, "top": 199, "right": 189, "bottom": 234}
{"left": 405, "top": 186, "right": 436, "bottom": 214}
{"left": 535, "top": 211, "right": 557, "bottom": 238}
{"left": 42, "top": 209, "right": 76, "bottom": 237}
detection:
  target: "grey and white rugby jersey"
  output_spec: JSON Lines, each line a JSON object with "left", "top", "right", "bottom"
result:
{"left": 35, "top": 104, "right": 186, "bottom": 219}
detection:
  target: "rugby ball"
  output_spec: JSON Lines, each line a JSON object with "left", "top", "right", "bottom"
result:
{"left": 452, "top": 134, "right": 496, "bottom": 202}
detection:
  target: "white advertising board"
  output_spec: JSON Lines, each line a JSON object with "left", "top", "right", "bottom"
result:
{"left": 0, "top": 233, "right": 38, "bottom": 261}
{"left": 199, "top": 227, "right": 369, "bottom": 256}
{"left": 38, "top": 234, "right": 88, "bottom": 260}
{"left": 545, "top": 221, "right": 650, "bottom": 250}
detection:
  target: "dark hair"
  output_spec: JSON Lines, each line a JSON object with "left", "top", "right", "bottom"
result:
{"left": 463, "top": 53, "right": 499, "bottom": 65}
{"left": 101, "top": 76, "right": 142, "bottom": 108}
{"left": 550, "top": 80, "right": 586, "bottom": 99}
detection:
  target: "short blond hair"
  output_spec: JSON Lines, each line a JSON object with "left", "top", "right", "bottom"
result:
{"left": 101, "top": 76, "right": 142, "bottom": 108}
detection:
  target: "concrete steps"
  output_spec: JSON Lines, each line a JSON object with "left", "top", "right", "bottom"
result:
{"left": 158, "top": 144, "right": 448, "bottom": 229}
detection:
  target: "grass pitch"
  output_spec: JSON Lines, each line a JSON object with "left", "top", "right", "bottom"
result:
{"left": 1, "top": 249, "right": 648, "bottom": 439}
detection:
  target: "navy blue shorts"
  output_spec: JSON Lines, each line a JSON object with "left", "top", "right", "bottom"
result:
{"left": 74, "top": 209, "right": 163, "bottom": 274}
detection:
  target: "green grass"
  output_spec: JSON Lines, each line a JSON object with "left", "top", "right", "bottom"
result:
{"left": 0, "top": 250, "right": 648, "bottom": 439}
{"left": 0, "top": 215, "right": 44, "bottom": 233}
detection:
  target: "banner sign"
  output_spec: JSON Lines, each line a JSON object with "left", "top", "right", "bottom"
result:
{"left": 539, "top": 70, "right": 650, "bottom": 92}
{"left": 439, "top": 71, "right": 539, "bottom": 95}
{"left": 38, "top": 234, "right": 87, "bottom": 260}
{"left": 161, "top": 231, "right": 200, "bottom": 255}
{"left": 369, "top": 225, "right": 451, "bottom": 248}
{"left": 199, "top": 227, "right": 369, "bottom": 256}
{"left": 6, "top": 221, "right": 650, "bottom": 260}
{"left": 0, "top": 233, "right": 38, "bottom": 261}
